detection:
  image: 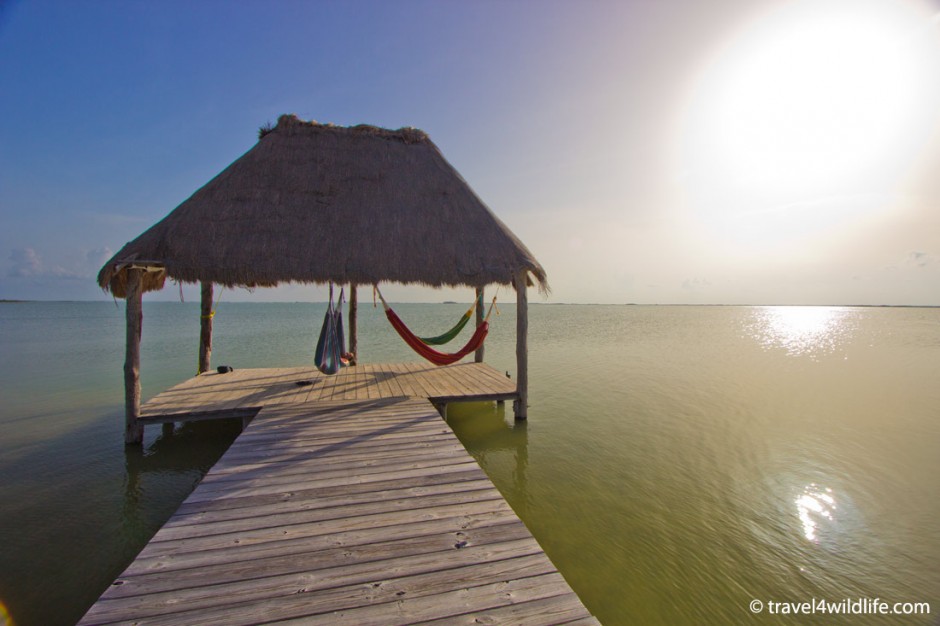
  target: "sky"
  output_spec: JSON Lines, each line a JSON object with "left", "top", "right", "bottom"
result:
{"left": 1, "top": 0, "right": 939, "bottom": 305}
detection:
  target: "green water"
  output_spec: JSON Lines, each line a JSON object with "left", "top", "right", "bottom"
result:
{"left": 1, "top": 302, "right": 938, "bottom": 625}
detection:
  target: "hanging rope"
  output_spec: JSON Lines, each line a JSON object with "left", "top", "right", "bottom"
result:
{"left": 201, "top": 286, "right": 225, "bottom": 320}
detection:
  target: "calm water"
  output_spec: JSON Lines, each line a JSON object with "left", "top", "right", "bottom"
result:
{"left": 0, "top": 301, "right": 937, "bottom": 625}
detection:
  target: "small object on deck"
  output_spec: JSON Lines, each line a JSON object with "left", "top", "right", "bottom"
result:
{"left": 295, "top": 380, "right": 313, "bottom": 386}
{"left": 216, "top": 365, "right": 234, "bottom": 374}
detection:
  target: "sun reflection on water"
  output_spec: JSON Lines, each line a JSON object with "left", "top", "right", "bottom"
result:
{"left": 747, "top": 306, "right": 854, "bottom": 358}
{"left": 796, "top": 483, "right": 837, "bottom": 542}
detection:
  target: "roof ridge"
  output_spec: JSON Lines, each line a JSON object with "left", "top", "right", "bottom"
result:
{"left": 268, "top": 114, "right": 428, "bottom": 144}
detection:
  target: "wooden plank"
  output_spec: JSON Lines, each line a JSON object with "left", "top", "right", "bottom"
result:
{"left": 272, "top": 572, "right": 576, "bottom": 625}
{"left": 201, "top": 441, "right": 469, "bottom": 479}
{"left": 515, "top": 269, "right": 529, "bottom": 419}
{"left": 474, "top": 285, "right": 485, "bottom": 363}
{"left": 137, "top": 407, "right": 259, "bottom": 426}
{"left": 323, "top": 367, "right": 343, "bottom": 398}
{"left": 389, "top": 362, "right": 423, "bottom": 397}
{"left": 198, "top": 281, "right": 213, "bottom": 374}
{"left": 182, "top": 460, "right": 486, "bottom": 504}
{"left": 174, "top": 469, "right": 490, "bottom": 515}
{"left": 154, "top": 486, "right": 507, "bottom": 542}
{"left": 557, "top": 618, "right": 604, "bottom": 625}
{"left": 136, "top": 500, "right": 517, "bottom": 559}
{"left": 188, "top": 454, "right": 488, "bottom": 496}
{"left": 458, "top": 362, "right": 515, "bottom": 394}
{"left": 437, "top": 363, "right": 477, "bottom": 397}
{"left": 83, "top": 540, "right": 550, "bottom": 624}
{"left": 414, "top": 592, "right": 596, "bottom": 625}
{"left": 371, "top": 363, "right": 392, "bottom": 398}
{"left": 164, "top": 479, "right": 493, "bottom": 528}
{"left": 377, "top": 362, "right": 406, "bottom": 398}
{"left": 124, "top": 268, "right": 143, "bottom": 444}
{"left": 83, "top": 371, "right": 596, "bottom": 624}
{"left": 215, "top": 423, "right": 454, "bottom": 455}
{"left": 106, "top": 522, "right": 537, "bottom": 599}
{"left": 348, "top": 283, "right": 358, "bottom": 360}
{"left": 402, "top": 361, "right": 435, "bottom": 397}
{"left": 125, "top": 510, "right": 520, "bottom": 577}
{"left": 210, "top": 432, "right": 460, "bottom": 467}
{"left": 138, "top": 363, "right": 520, "bottom": 419}
{"left": 121, "top": 554, "right": 559, "bottom": 626}
{"left": 207, "top": 433, "right": 460, "bottom": 469}
{"left": 195, "top": 448, "right": 476, "bottom": 489}
{"left": 229, "top": 420, "right": 450, "bottom": 440}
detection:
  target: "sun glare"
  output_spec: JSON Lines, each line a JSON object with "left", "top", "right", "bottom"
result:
{"left": 746, "top": 306, "right": 854, "bottom": 358}
{"left": 796, "top": 483, "right": 837, "bottom": 542}
{"left": 677, "top": 0, "right": 940, "bottom": 247}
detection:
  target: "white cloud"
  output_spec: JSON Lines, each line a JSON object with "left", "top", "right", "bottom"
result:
{"left": 682, "top": 277, "right": 711, "bottom": 290}
{"left": 8, "top": 248, "right": 42, "bottom": 277}
{"left": 6, "top": 246, "right": 109, "bottom": 281}
{"left": 85, "top": 247, "right": 113, "bottom": 271}
{"left": 904, "top": 250, "right": 933, "bottom": 268}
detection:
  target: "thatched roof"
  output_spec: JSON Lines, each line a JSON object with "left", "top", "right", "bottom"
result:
{"left": 98, "top": 114, "right": 547, "bottom": 298}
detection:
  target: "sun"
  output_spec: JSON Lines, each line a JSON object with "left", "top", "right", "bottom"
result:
{"left": 676, "top": 0, "right": 940, "bottom": 247}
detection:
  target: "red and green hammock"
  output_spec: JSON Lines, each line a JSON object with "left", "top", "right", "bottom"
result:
{"left": 375, "top": 286, "right": 494, "bottom": 366}
{"left": 418, "top": 292, "right": 483, "bottom": 345}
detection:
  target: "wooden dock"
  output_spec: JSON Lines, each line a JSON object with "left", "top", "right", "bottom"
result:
{"left": 138, "top": 362, "right": 520, "bottom": 424}
{"left": 81, "top": 364, "right": 598, "bottom": 625}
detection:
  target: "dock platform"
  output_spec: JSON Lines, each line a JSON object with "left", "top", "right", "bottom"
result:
{"left": 138, "top": 362, "right": 520, "bottom": 425}
{"left": 80, "top": 364, "right": 598, "bottom": 625}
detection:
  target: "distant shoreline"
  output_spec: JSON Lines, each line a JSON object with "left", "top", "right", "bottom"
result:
{"left": 1, "top": 299, "right": 937, "bottom": 308}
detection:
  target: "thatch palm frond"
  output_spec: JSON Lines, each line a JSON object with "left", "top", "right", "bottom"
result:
{"left": 98, "top": 114, "right": 547, "bottom": 297}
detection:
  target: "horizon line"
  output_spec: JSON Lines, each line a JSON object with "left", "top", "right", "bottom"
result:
{"left": 2, "top": 299, "right": 938, "bottom": 309}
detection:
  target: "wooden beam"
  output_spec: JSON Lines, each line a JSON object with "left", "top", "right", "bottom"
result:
{"left": 137, "top": 407, "right": 261, "bottom": 426}
{"left": 348, "top": 283, "right": 358, "bottom": 364}
{"left": 474, "top": 286, "right": 485, "bottom": 363}
{"left": 198, "top": 281, "right": 213, "bottom": 374}
{"left": 513, "top": 271, "right": 528, "bottom": 420}
{"left": 124, "top": 268, "right": 144, "bottom": 445}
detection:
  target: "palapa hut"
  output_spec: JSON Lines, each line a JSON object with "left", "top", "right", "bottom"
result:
{"left": 99, "top": 114, "right": 547, "bottom": 444}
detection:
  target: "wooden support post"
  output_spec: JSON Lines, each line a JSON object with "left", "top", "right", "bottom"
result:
{"left": 198, "top": 281, "right": 213, "bottom": 374}
{"left": 474, "top": 286, "right": 485, "bottom": 363}
{"left": 124, "top": 268, "right": 144, "bottom": 445}
{"left": 348, "top": 283, "right": 358, "bottom": 364}
{"left": 513, "top": 271, "right": 528, "bottom": 420}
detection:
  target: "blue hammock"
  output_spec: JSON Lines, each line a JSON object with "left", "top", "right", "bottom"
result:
{"left": 315, "top": 285, "right": 346, "bottom": 375}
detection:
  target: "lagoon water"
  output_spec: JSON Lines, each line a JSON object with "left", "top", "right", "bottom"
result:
{"left": 1, "top": 301, "right": 938, "bottom": 625}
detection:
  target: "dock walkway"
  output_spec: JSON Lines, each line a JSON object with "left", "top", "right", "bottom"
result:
{"left": 81, "top": 364, "right": 598, "bottom": 625}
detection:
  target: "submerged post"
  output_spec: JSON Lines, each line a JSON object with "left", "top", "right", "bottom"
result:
{"left": 513, "top": 270, "right": 528, "bottom": 420}
{"left": 474, "top": 286, "right": 485, "bottom": 363}
{"left": 349, "top": 283, "right": 358, "bottom": 364}
{"left": 198, "top": 281, "right": 213, "bottom": 374}
{"left": 124, "top": 268, "right": 144, "bottom": 445}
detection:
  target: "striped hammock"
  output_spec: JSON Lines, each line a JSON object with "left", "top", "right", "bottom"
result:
{"left": 314, "top": 285, "right": 346, "bottom": 375}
